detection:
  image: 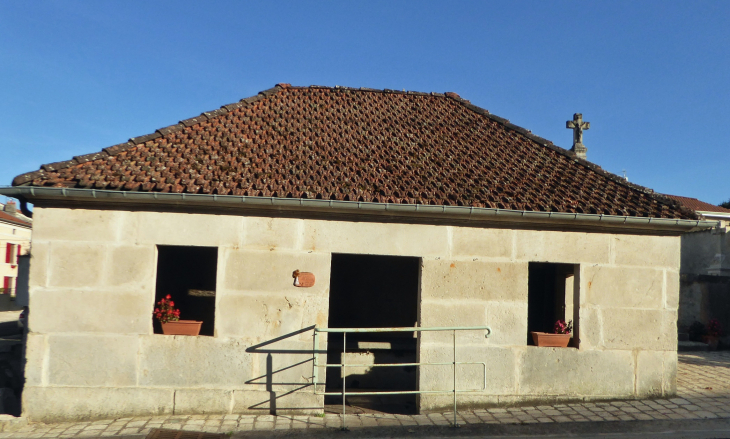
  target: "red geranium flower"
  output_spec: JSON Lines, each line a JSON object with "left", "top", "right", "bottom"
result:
{"left": 154, "top": 296, "right": 181, "bottom": 324}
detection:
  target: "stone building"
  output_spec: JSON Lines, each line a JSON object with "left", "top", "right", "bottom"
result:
{"left": 665, "top": 195, "right": 730, "bottom": 338}
{"left": 1, "top": 84, "right": 716, "bottom": 422}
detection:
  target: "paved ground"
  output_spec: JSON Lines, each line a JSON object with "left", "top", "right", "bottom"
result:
{"left": 0, "top": 312, "right": 22, "bottom": 326}
{"left": 2, "top": 351, "right": 730, "bottom": 438}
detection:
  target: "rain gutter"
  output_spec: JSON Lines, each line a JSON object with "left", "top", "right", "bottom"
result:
{"left": 0, "top": 186, "right": 717, "bottom": 234}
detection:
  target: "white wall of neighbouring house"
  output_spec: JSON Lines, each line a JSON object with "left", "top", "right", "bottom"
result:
{"left": 0, "top": 218, "right": 32, "bottom": 311}
{"left": 23, "top": 206, "right": 680, "bottom": 421}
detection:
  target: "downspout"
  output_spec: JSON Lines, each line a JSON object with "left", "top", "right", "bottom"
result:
{"left": 18, "top": 198, "right": 33, "bottom": 219}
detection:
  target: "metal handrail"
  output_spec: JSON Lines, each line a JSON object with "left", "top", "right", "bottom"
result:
{"left": 312, "top": 326, "right": 492, "bottom": 430}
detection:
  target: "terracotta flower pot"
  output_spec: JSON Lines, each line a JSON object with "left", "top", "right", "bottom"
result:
{"left": 531, "top": 332, "right": 571, "bottom": 347}
{"left": 161, "top": 320, "right": 202, "bottom": 336}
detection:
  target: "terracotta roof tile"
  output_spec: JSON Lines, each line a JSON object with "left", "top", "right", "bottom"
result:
{"left": 0, "top": 211, "right": 31, "bottom": 228}
{"left": 12, "top": 85, "right": 696, "bottom": 220}
{"left": 665, "top": 195, "right": 730, "bottom": 213}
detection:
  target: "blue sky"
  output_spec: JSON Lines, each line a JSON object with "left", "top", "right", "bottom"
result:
{"left": 1, "top": 1, "right": 728, "bottom": 205}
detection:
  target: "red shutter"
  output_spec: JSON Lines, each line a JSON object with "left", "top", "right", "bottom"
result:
{"left": 2, "top": 277, "right": 8, "bottom": 294}
{"left": 5, "top": 245, "right": 10, "bottom": 263}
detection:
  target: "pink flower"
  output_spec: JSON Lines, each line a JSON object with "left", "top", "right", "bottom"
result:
{"left": 554, "top": 319, "right": 573, "bottom": 335}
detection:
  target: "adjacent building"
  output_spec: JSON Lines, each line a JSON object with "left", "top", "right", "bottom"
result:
{"left": 666, "top": 195, "right": 730, "bottom": 337}
{"left": 0, "top": 201, "right": 32, "bottom": 310}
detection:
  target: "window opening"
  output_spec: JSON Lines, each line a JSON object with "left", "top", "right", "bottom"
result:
{"left": 527, "top": 262, "right": 579, "bottom": 347}
{"left": 154, "top": 245, "right": 218, "bottom": 336}
{"left": 5, "top": 244, "right": 18, "bottom": 265}
{"left": 2, "top": 276, "right": 14, "bottom": 296}
{"left": 326, "top": 253, "right": 421, "bottom": 414}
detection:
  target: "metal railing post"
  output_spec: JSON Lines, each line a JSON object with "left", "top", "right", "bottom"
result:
{"left": 312, "top": 330, "right": 319, "bottom": 394}
{"left": 341, "top": 331, "right": 347, "bottom": 431}
{"left": 311, "top": 325, "right": 492, "bottom": 425}
{"left": 453, "top": 329, "right": 458, "bottom": 427}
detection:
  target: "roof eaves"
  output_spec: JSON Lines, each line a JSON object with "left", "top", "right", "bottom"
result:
{"left": 0, "top": 186, "right": 713, "bottom": 234}
{"left": 12, "top": 171, "right": 45, "bottom": 186}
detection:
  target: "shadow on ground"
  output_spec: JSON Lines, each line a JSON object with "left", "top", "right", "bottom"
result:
{"left": 227, "top": 417, "right": 730, "bottom": 439}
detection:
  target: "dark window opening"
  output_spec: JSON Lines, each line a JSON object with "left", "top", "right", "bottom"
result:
{"left": 154, "top": 245, "right": 218, "bottom": 337}
{"left": 326, "top": 253, "right": 420, "bottom": 414}
{"left": 527, "top": 262, "right": 579, "bottom": 346}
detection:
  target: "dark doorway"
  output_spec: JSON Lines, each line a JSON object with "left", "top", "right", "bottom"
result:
{"left": 325, "top": 253, "right": 420, "bottom": 414}
{"left": 154, "top": 246, "right": 217, "bottom": 337}
{"left": 527, "top": 262, "right": 578, "bottom": 345}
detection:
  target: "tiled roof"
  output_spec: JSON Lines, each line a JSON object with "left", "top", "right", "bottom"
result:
{"left": 665, "top": 195, "right": 730, "bottom": 214}
{"left": 12, "top": 84, "right": 696, "bottom": 219}
{"left": 0, "top": 211, "right": 31, "bottom": 228}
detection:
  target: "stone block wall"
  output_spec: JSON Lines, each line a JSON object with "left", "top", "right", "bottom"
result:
{"left": 25, "top": 207, "right": 680, "bottom": 420}
{"left": 677, "top": 228, "right": 730, "bottom": 333}
{"left": 417, "top": 227, "right": 679, "bottom": 410}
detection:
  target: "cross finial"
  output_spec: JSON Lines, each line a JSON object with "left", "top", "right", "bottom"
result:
{"left": 566, "top": 113, "right": 590, "bottom": 159}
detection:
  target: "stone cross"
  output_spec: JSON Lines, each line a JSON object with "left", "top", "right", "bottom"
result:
{"left": 566, "top": 113, "right": 590, "bottom": 159}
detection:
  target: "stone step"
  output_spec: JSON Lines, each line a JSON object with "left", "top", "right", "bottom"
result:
{"left": 678, "top": 340, "right": 709, "bottom": 352}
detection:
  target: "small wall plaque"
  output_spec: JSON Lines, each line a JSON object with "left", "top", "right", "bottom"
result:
{"left": 292, "top": 270, "right": 315, "bottom": 287}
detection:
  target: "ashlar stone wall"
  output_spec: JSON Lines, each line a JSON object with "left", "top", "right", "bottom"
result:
{"left": 24, "top": 207, "right": 680, "bottom": 421}
{"left": 418, "top": 230, "right": 678, "bottom": 410}
{"left": 677, "top": 227, "right": 730, "bottom": 334}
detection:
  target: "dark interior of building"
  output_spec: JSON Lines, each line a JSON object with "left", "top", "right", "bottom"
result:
{"left": 527, "top": 262, "right": 575, "bottom": 345}
{"left": 154, "top": 245, "right": 218, "bottom": 337}
{"left": 325, "top": 253, "right": 420, "bottom": 414}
